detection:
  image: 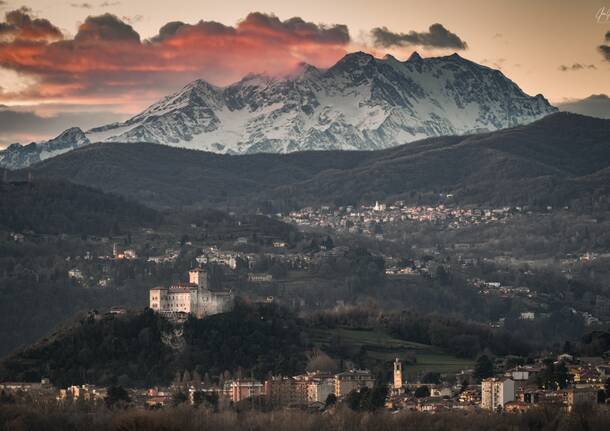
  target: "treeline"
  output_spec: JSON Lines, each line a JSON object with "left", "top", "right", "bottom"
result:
{"left": 0, "top": 180, "right": 160, "bottom": 236}
{"left": 0, "top": 404, "right": 609, "bottom": 431}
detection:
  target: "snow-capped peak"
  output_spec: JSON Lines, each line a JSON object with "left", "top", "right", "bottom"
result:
{"left": 0, "top": 51, "right": 558, "bottom": 169}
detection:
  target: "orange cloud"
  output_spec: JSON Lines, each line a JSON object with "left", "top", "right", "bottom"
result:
{"left": 0, "top": 9, "right": 351, "bottom": 110}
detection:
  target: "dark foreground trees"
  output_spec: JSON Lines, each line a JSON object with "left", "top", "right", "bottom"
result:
{"left": 345, "top": 386, "right": 388, "bottom": 411}
{"left": 0, "top": 404, "right": 609, "bottom": 431}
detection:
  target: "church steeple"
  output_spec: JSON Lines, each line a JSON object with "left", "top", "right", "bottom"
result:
{"left": 393, "top": 357, "right": 403, "bottom": 390}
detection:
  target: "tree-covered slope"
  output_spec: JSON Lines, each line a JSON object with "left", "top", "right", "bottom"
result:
{"left": 0, "top": 176, "right": 160, "bottom": 235}
{"left": 0, "top": 301, "right": 309, "bottom": 387}
{"left": 26, "top": 113, "right": 610, "bottom": 211}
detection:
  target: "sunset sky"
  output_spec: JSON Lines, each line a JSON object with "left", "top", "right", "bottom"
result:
{"left": 0, "top": 0, "right": 608, "bottom": 146}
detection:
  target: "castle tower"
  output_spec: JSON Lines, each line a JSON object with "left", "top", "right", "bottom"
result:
{"left": 189, "top": 268, "right": 208, "bottom": 289}
{"left": 393, "top": 358, "right": 403, "bottom": 390}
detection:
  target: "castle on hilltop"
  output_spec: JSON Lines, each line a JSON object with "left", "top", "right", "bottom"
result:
{"left": 149, "top": 268, "right": 233, "bottom": 318}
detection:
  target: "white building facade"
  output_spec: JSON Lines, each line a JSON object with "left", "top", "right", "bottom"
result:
{"left": 481, "top": 378, "right": 515, "bottom": 410}
{"left": 150, "top": 269, "right": 233, "bottom": 318}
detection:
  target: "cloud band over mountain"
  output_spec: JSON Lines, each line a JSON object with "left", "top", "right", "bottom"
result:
{"left": 0, "top": 7, "right": 471, "bottom": 112}
{"left": 0, "top": 9, "right": 352, "bottom": 107}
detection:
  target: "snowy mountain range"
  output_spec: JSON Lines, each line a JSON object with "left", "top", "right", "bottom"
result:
{"left": 0, "top": 51, "right": 557, "bottom": 169}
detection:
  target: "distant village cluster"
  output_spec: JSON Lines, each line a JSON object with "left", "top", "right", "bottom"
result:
{"left": 2, "top": 354, "right": 609, "bottom": 414}
{"left": 282, "top": 201, "right": 518, "bottom": 239}
{"left": 471, "top": 278, "right": 610, "bottom": 328}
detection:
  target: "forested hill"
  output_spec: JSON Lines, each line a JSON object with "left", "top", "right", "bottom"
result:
{"left": 24, "top": 113, "right": 610, "bottom": 212}
{"left": 0, "top": 176, "right": 160, "bottom": 235}
{"left": 0, "top": 302, "right": 309, "bottom": 388}
{"left": 0, "top": 300, "right": 539, "bottom": 388}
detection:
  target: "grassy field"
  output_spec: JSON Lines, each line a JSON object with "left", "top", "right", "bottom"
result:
{"left": 308, "top": 327, "right": 473, "bottom": 379}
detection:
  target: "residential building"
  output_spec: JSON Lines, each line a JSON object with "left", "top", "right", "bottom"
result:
{"left": 58, "top": 384, "right": 106, "bottom": 403}
{"left": 334, "top": 369, "right": 375, "bottom": 398}
{"left": 265, "top": 376, "right": 308, "bottom": 407}
{"left": 68, "top": 268, "right": 84, "bottom": 281}
{"left": 307, "top": 379, "right": 335, "bottom": 403}
{"left": 565, "top": 387, "right": 597, "bottom": 412}
{"left": 481, "top": 378, "right": 515, "bottom": 411}
{"left": 230, "top": 379, "right": 264, "bottom": 403}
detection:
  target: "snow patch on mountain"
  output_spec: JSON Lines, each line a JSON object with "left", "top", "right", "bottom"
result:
{"left": 0, "top": 127, "right": 90, "bottom": 170}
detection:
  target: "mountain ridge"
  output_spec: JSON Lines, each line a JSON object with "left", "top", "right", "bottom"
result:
{"left": 0, "top": 51, "right": 556, "bottom": 169}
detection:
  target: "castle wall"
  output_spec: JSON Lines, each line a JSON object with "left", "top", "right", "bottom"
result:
{"left": 194, "top": 290, "right": 233, "bottom": 318}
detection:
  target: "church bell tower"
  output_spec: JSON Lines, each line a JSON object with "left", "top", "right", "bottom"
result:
{"left": 393, "top": 358, "right": 403, "bottom": 390}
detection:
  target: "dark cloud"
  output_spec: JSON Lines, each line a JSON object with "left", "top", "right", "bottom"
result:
{"left": 240, "top": 12, "right": 350, "bottom": 44}
{"left": 371, "top": 23, "right": 467, "bottom": 49}
{"left": 70, "top": 3, "right": 93, "bottom": 8}
{"left": 149, "top": 19, "right": 234, "bottom": 43}
{"left": 558, "top": 63, "right": 597, "bottom": 71}
{"left": 0, "top": 7, "right": 63, "bottom": 41}
{"left": 598, "top": 32, "right": 610, "bottom": 61}
{"left": 599, "top": 44, "right": 610, "bottom": 61}
{"left": 150, "top": 21, "right": 186, "bottom": 42}
{"left": 74, "top": 13, "right": 140, "bottom": 43}
{"left": 149, "top": 13, "right": 349, "bottom": 45}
